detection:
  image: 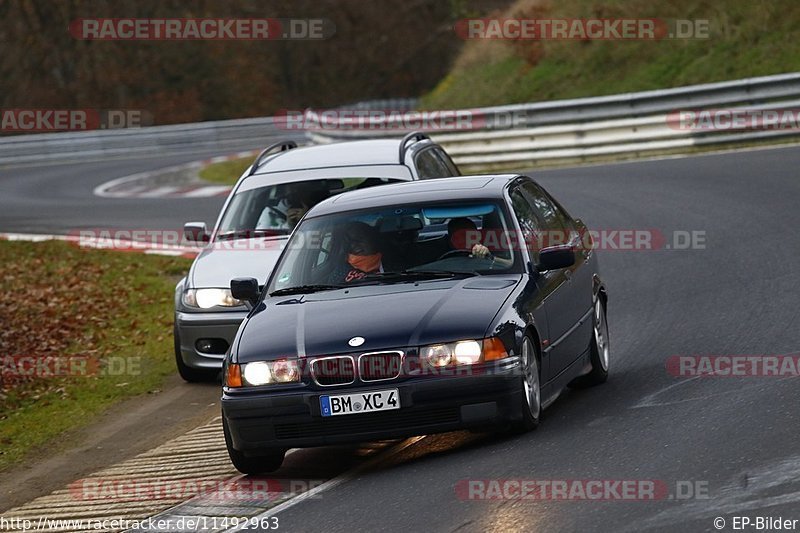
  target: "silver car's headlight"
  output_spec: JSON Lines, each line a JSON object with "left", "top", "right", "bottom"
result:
{"left": 183, "top": 288, "right": 244, "bottom": 309}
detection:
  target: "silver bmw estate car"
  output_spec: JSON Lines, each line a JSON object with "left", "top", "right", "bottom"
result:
{"left": 174, "top": 133, "right": 460, "bottom": 381}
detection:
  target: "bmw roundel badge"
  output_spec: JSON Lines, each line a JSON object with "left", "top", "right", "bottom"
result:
{"left": 348, "top": 336, "right": 365, "bottom": 347}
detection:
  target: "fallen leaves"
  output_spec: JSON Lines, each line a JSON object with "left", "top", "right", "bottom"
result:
{"left": 0, "top": 241, "right": 190, "bottom": 413}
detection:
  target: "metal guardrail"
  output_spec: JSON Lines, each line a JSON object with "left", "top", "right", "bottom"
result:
{"left": 0, "top": 99, "right": 415, "bottom": 165}
{"left": 306, "top": 73, "right": 800, "bottom": 171}
{"left": 2, "top": 75, "right": 799, "bottom": 168}
{"left": 0, "top": 116, "right": 293, "bottom": 165}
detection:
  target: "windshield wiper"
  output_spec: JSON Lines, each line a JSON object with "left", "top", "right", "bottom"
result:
{"left": 354, "top": 270, "right": 479, "bottom": 284}
{"left": 269, "top": 284, "right": 344, "bottom": 296}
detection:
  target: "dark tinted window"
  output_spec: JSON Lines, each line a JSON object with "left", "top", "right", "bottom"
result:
{"left": 432, "top": 148, "right": 460, "bottom": 176}
{"left": 509, "top": 188, "right": 544, "bottom": 259}
{"left": 522, "top": 182, "right": 574, "bottom": 231}
{"left": 415, "top": 148, "right": 450, "bottom": 179}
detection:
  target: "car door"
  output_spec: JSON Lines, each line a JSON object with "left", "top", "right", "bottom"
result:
{"left": 521, "top": 181, "right": 593, "bottom": 374}
{"left": 508, "top": 186, "right": 558, "bottom": 380}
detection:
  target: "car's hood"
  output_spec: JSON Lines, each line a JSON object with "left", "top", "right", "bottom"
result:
{"left": 235, "top": 275, "right": 521, "bottom": 362}
{"left": 189, "top": 237, "right": 287, "bottom": 288}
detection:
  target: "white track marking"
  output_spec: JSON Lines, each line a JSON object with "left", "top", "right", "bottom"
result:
{"left": 136, "top": 186, "right": 181, "bottom": 197}
{"left": 92, "top": 150, "right": 257, "bottom": 199}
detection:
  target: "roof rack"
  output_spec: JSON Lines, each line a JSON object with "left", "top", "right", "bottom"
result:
{"left": 398, "top": 131, "right": 430, "bottom": 164}
{"left": 247, "top": 140, "right": 298, "bottom": 176}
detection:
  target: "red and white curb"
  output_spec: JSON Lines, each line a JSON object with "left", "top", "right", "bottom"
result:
{"left": 0, "top": 232, "right": 201, "bottom": 259}
{"left": 93, "top": 151, "right": 259, "bottom": 199}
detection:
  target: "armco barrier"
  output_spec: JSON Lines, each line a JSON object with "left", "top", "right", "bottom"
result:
{"left": 305, "top": 73, "right": 800, "bottom": 171}
{"left": 0, "top": 117, "right": 299, "bottom": 165}
{"left": 2, "top": 75, "right": 800, "bottom": 169}
{"left": 0, "top": 99, "right": 415, "bottom": 165}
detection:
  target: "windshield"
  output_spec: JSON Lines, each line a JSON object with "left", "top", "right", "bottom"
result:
{"left": 215, "top": 177, "right": 399, "bottom": 240}
{"left": 268, "top": 201, "right": 520, "bottom": 294}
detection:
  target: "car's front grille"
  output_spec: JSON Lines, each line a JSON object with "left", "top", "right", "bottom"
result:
{"left": 310, "top": 356, "right": 355, "bottom": 386}
{"left": 358, "top": 351, "right": 403, "bottom": 382}
{"left": 274, "top": 406, "right": 460, "bottom": 440}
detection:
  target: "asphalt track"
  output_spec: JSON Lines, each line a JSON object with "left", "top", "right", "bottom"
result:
{"left": 3, "top": 143, "right": 800, "bottom": 532}
{"left": 0, "top": 147, "right": 249, "bottom": 234}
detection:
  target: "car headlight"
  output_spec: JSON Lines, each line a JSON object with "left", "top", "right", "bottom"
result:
{"left": 226, "top": 359, "right": 301, "bottom": 387}
{"left": 183, "top": 288, "right": 244, "bottom": 309}
{"left": 421, "top": 338, "right": 508, "bottom": 367}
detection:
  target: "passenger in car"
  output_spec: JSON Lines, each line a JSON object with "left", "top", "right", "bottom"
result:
{"left": 448, "top": 217, "right": 513, "bottom": 267}
{"left": 285, "top": 186, "right": 330, "bottom": 229}
{"left": 448, "top": 217, "right": 489, "bottom": 257}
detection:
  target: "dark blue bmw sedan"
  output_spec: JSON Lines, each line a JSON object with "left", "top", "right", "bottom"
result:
{"left": 221, "top": 175, "right": 610, "bottom": 473}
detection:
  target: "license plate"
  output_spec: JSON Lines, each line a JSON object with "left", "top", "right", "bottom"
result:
{"left": 320, "top": 389, "right": 400, "bottom": 417}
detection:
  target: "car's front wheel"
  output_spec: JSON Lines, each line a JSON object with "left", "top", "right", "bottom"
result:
{"left": 511, "top": 335, "right": 541, "bottom": 432}
{"left": 223, "top": 417, "right": 285, "bottom": 474}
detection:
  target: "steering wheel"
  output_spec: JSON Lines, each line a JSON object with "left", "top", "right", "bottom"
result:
{"left": 436, "top": 249, "right": 475, "bottom": 261}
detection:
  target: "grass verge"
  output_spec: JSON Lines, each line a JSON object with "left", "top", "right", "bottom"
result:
{"left": 198, "top": 157, "right": 252, "bottom": 185}
{"left": 0, "top": 241, "right": 192, "bottom": 471}
{"left": 422, "top": 0, "right": 800, "bottom": 109}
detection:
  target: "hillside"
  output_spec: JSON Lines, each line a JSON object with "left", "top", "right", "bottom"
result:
{"left": 422, "top": 0, "right": 800, "bottom": 109}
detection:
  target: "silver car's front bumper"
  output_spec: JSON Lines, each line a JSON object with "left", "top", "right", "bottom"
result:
{"left": 175, "top": 310, "right": 248, "bottom": 370}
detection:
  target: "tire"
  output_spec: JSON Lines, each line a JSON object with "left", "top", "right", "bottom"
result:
{"left": 223, "top": 417, "right": 285, "bottom": 474}
{"left": 570, "top": 298, "right": 610, "bottom": 388}
{"left": 174, "top": 325, "right": 218, "bottom": 383}
{"left": 511, "top": 335, "right": 541, "bottom": 432}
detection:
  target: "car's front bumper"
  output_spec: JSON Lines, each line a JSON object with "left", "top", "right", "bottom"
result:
{"left": 175, "top": 310, "right": 247, "bottom": 370}
{"left": 222, "top": 362, "right": 524, "bottom": 451}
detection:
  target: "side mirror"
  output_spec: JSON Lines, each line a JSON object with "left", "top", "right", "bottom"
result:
{"left": 537, "top": 246, "right": 575, "bottom": 272}
{"left": 231, "top": 277, "right": 260, "bottom": 305}
{"left": 184, "top": 222, "right": 209, "bottom": 243}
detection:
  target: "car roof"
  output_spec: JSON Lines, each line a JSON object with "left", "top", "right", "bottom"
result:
{"left": 236, "top": 165, "right": 413, "bottom": 192}
{"left": 307, "top": 174, "right": 521, "bottom": 217}
{"left": 252, "top": 138, "right": 433, "bottom": 174}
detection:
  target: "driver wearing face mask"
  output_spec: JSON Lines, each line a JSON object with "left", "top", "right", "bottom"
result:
{"left": 331, "top": 222, "right": 384, "bottom": 283}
